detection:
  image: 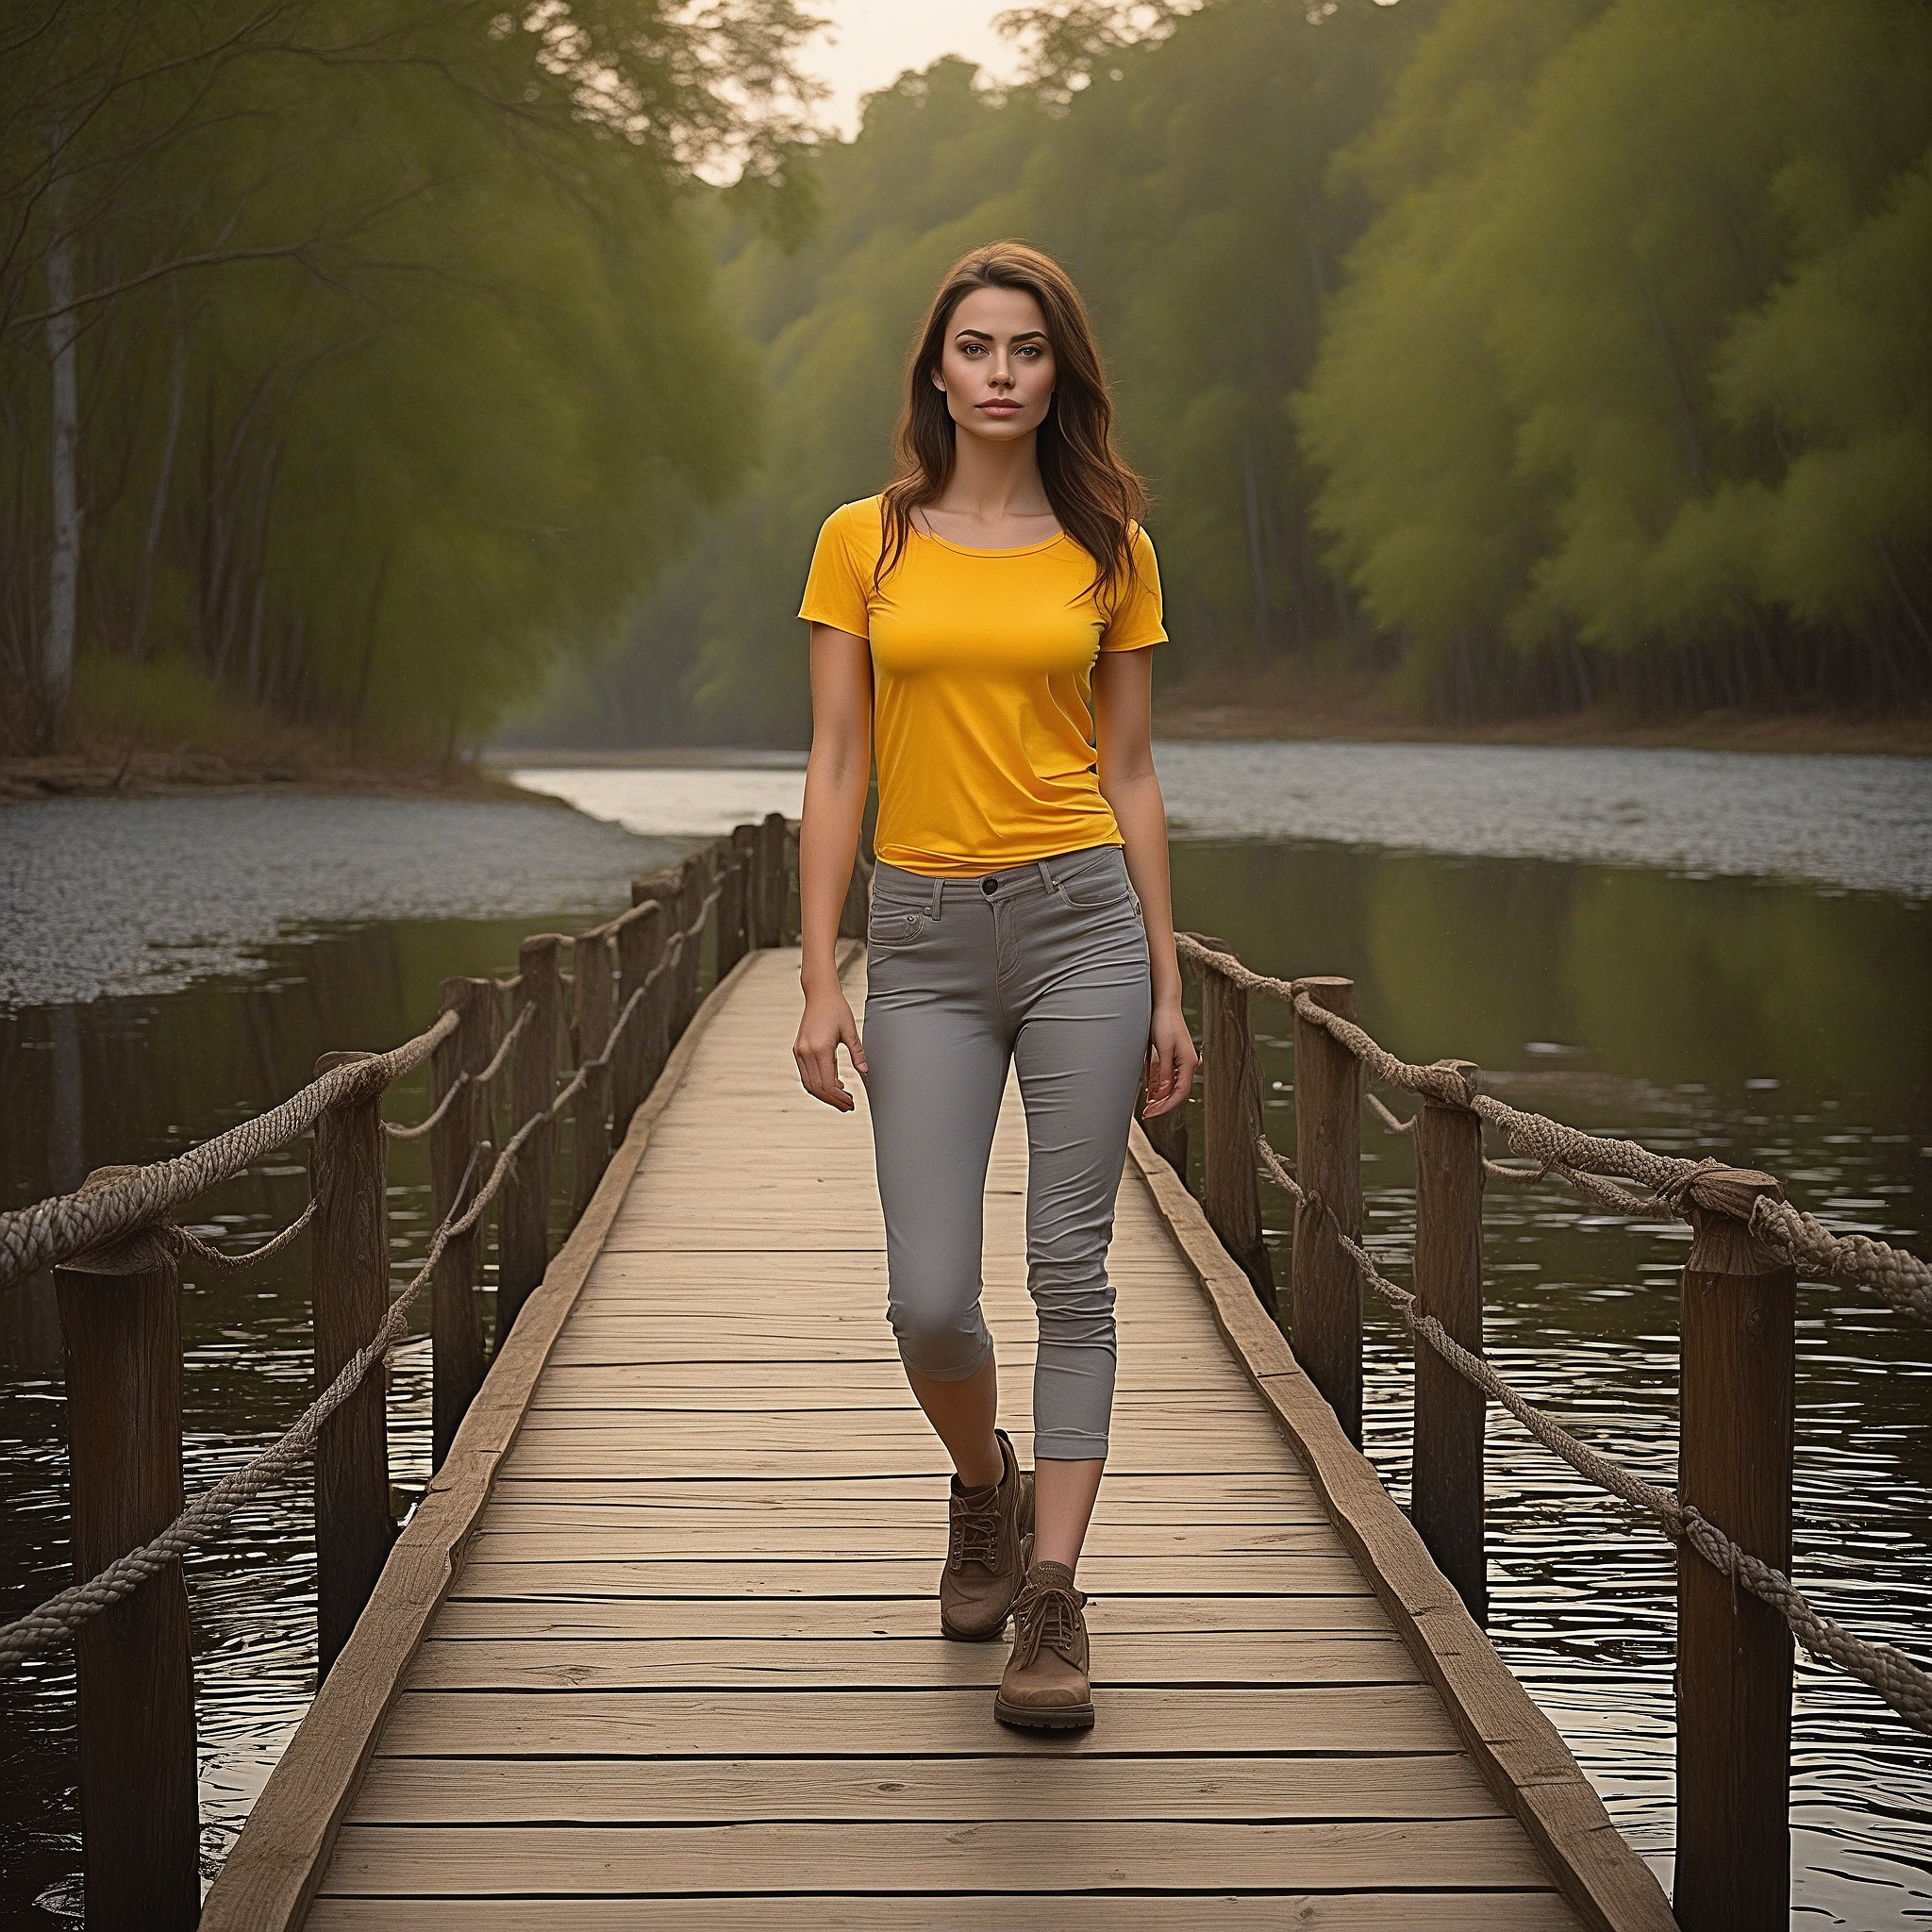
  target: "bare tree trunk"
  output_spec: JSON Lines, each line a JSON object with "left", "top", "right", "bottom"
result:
{"left": 134, "top": 297, "right": 188, "bottom": 660}
{"left": 43, "top": 135, "right": 82, "bottom": 733}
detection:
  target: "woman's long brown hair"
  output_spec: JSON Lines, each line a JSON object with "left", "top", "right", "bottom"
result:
{"left": 878, "top": 241, "right": 1148, "bottom": 607}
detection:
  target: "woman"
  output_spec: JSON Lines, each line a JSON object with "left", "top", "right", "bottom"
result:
{"left": 791, "top": 241, "right": 1197, "bottom": 1732}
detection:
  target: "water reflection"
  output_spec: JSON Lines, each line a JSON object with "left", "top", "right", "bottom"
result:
{"left": 0, "top": 830, "right": 1926, "bottom": 1926}
{"left": 0, "top": 907, "right": 648, "bottom": 1917}
{"left": 1172, "top": 841, "right": 1932, "bottom": 1924}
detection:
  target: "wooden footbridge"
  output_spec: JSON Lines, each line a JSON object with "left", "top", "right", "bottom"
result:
{"left": 6, "top": 819, "right": 1927, "bottom": 1930}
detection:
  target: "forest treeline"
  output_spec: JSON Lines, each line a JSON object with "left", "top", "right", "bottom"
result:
{"left": 0, "top": 0, "right": 817, "bottom": 754}
{"left": 534, "top": 0, "right": 1932, "bottom": 744}
{"left": 6, "top": 0, "right": 1928, "bottom": 756}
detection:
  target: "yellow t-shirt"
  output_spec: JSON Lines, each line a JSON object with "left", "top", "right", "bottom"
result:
{"left": 797, "top": 496, "right": 1166, "bottom": 877}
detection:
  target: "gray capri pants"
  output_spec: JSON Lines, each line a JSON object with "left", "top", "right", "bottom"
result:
{"left": 861, "top": 842, "right": 1152, "bottom": 1460}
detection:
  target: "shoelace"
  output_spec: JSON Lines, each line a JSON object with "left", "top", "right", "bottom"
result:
{"left": 947, "top": 1491, "right": 1004, "bottom": 1573}
{"left": 1008, "top": 1576, "right": 1084, "bottom": 1669}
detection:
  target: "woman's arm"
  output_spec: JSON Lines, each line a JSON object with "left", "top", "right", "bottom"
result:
{"left": 1093, "top": 646, "right": 1198, "bottom": 1120}
{"left": 793, "top": 623, "right": 874, "bottom": 1111}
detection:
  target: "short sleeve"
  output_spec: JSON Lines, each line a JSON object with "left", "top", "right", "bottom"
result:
{"left": 1098, "top": 525, "right": 1166, "bottom": 652}
{"left": 797, "top": 503, "right": 873, "bottom": 637}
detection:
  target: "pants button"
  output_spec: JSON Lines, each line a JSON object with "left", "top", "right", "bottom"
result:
{"left": 981, "top": 876, "right": 998, "bottom": 895}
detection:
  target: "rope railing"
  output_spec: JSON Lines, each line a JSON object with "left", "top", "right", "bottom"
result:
{"left": 1175, "top": 931, "right": 1932, "bottom": 1322}
{"left": 1, "top": 848, "right": 752, "bottom": 1674}
{"left": 1248, "top": 1130, "right": 1932, "bottom": 1736}
{"left": 0, "top": 1127, "right": 518, "bottom": 1674}
{"left": 160, "top": 1198, "right": 321, "bottom": 1274}
{"left": 0, "top": 1009, "right": 458, "bottom": 1295}
{"left": 383, "top": 1072, "right": 468, "bottom": 1142}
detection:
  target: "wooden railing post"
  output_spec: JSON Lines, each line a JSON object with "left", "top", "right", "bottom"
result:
{"left": 1291, "top": 976, "right": 1364, "bottom": 1444}
{"left": 429, "top": 978, "right": 496, "bottom": 1469}
{"left": 570, "top": 1056, "right": 611, "bottom": 1224}
{"left": 718, "top": 848, "right": 750, "bottom": 980}
{"left": 571, "top": 930, "right": 614, "bottom": 1228}
{"left": 1199, "top": 947, "right": 1277, "bottom": 1320}
{"left": 1674, "top": 1168, "right": 1796, "bottom": 1932}
{"left": 497, "top": 935, "right": 561, "bottom": 1340}
{"left": 758, "top": 809, "right": 790, "bottom": 944}
{"left": 673, "top": 852, "right": 706, "bottom": 1039}
{"left": 574, "top": 929, "right": 615, "bottom": 1068}
{"left": 54, "top": 1184, "right": 198, "bottom": 1932}
{"left": 1413, "top": 1066, "right": 1486, "bottom": 1623}
{"left": 612, "top": 900, "right": 664, "bottom": 1134}
{"left": 310, "top": 1053, "right": 394, "bottom": 1677}
{"left": 731, "top": 822, "right": 761, "bottom": 947}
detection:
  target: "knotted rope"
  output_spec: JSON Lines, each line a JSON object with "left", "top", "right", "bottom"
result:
{"left": 0, "top": 1010, "right": 457, "bottom": 1293}
{"left": 0, "top": 1115, "right": 530, "bottom": 1674}
{"left": 1249, "top": 1132, "right": 1932, "bottom": 1735}
{"left": 1175, "top": 933, "right": 1932, "bottom": 1320}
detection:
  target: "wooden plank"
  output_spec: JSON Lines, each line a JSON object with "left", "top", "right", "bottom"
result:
{"left": 400, "top": 1631, "right": 1424, "bottom": 1690}
{"left": 480, "top": 1472, "right": 1322, "bottom": 1510}
{"left": 447, "top": 1556, "right": 1371, "bottom": 1599}
{"left": 492, "top": 1441, "right": 1309, "bottom": 1479}
{"left": 345, "top": 1750, "right": 1500, "bottom": 1825}
{"left": 309, "top": 1896, "right": 1581, "bottom": 1931}
{"left": 1124, "top": 1126, "right": 1675, "bottom": 1932}
{"left": 372, "top": 1686, "right": 1461, "bottom": 1757}
{"left": 318, "top": 1818, "right": 1557, "bottom": 1895}
{"left": 200, "top": 944, "right": 795, "bottom": 1932}
{"left": 429, "top": 1592, "right": 1396, "bottom": 1640}
{"left": 458, "top": 1519, "right": 1354, "bottom": 1559}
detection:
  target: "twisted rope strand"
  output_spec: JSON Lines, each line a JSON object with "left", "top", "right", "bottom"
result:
{"left": 0, "top": 1010, "right": 458, "bottom": 1293}
{"left": 160, "top": 1197, "right": 320, "bottom": 1274}
{"left": 383, "top": 1071, "right": 468, "bottom": 1142}
{"left": 1176, "top": 932, "right": 1930, "bottom": 1319}
{"left": 0, "top": 1120, "right": 530, "bottom": 1674}
{"left": 1250, "top": 1133, "right": 1932, "bottom": 1735}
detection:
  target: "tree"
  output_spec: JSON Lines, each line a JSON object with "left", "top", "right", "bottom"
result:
{"left": 0, "top": 0, "right": 823, "bottom": 750}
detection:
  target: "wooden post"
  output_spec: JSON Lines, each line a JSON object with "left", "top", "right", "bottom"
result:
{"left": 1674, "top": 1168, "right": 1796, "bottom": 1932}
{"left": 497, "top": 935, "right": 561, "bottom": 1340}
{"left": 54, "top": 1191, "right": 199, "bottom": 1932}
{"left": 758, "top": 809, "right": 790, "bottom": 944}
{"left": 612, "top": 900, "right": 664, "bottom": 1134}
{"left": 717, "top": 854, "right": 749, "bottom": 982}
{"left": 573, "top": 930, "right": 615, "bottom": 1067}
{"left": 1291, "top": 976, "right": 1364, "bottom": 1444}
{"left": 673, "top": 853, "right": 707, "bottom": 1040}
{"left": 429, "top": 977, "right": 496, "bottom": 1468}
{"left": 310, "top": 1053, "right": 394, "bottom": 1677}
{"left": 838, "top": 852, "right": 870, "bottom": 939}
{"left": 1412, "top": 1069, "right": 1486, "bottom": 1623}
{"left": 570, "top": 1056, "right": 611, "bottom": 1224}
{"left": 731, "top": 823, "right": 761, "bottom": 946}
{"left": 1199, "top": 950, "right": 1277, "bottom": 1320}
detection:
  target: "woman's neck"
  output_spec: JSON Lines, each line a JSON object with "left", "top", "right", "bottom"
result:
{"left": 931, "top": 425, "right": 1053, "bottom": 524}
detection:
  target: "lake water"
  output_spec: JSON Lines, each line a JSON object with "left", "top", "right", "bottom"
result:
{"left": 2, "top": 743, "right": 1927, "bottom": 1925}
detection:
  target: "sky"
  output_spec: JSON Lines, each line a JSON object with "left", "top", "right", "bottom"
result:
{"left": 798, "top": 1, "right": 1024, "bottom": 138}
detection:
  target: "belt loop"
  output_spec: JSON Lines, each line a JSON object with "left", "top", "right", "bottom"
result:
{"left": 928, "top": 874, "right": 943, "bottom": 918}
{"left": 1036, "top": 857, "right": 1058, "bottom": 895}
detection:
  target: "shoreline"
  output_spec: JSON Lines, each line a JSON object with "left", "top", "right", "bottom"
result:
{"left": 0, "top": 746, "right": 566, "bottom": 807}
{"left": 8, "top": 703, "right": 1925, "bottom": 807}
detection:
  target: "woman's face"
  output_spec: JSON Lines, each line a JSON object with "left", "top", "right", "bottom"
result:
{"left": 934, "top": 284, "right": 1057, "bottom": 444}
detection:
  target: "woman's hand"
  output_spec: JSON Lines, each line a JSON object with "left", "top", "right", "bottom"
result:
{"left": 1141, "top": 994, "right": 1199, "bottom": 1120}
{"left": 794, "top": 981, "right": 869, "bottom": 1111}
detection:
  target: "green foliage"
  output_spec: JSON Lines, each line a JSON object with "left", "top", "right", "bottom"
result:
{"left": 522, "top": 0, "right": 1433, "bottom": 745}
{"left": 1, "top": 0, "right": 816, "bottom": 749}
{"left": 1299, "top": 0, "right": 1932, "bottom": 710}
{"left": 70, "top": 651, "right": 242, "bottom": 749}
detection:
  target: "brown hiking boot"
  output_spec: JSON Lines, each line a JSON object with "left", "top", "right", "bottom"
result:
{"left": 938, "top": 1428, "right": 1033, "bottom": 1641}
{"left": 994, "top": 1558, "right": 1094, "bottom": 1731}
